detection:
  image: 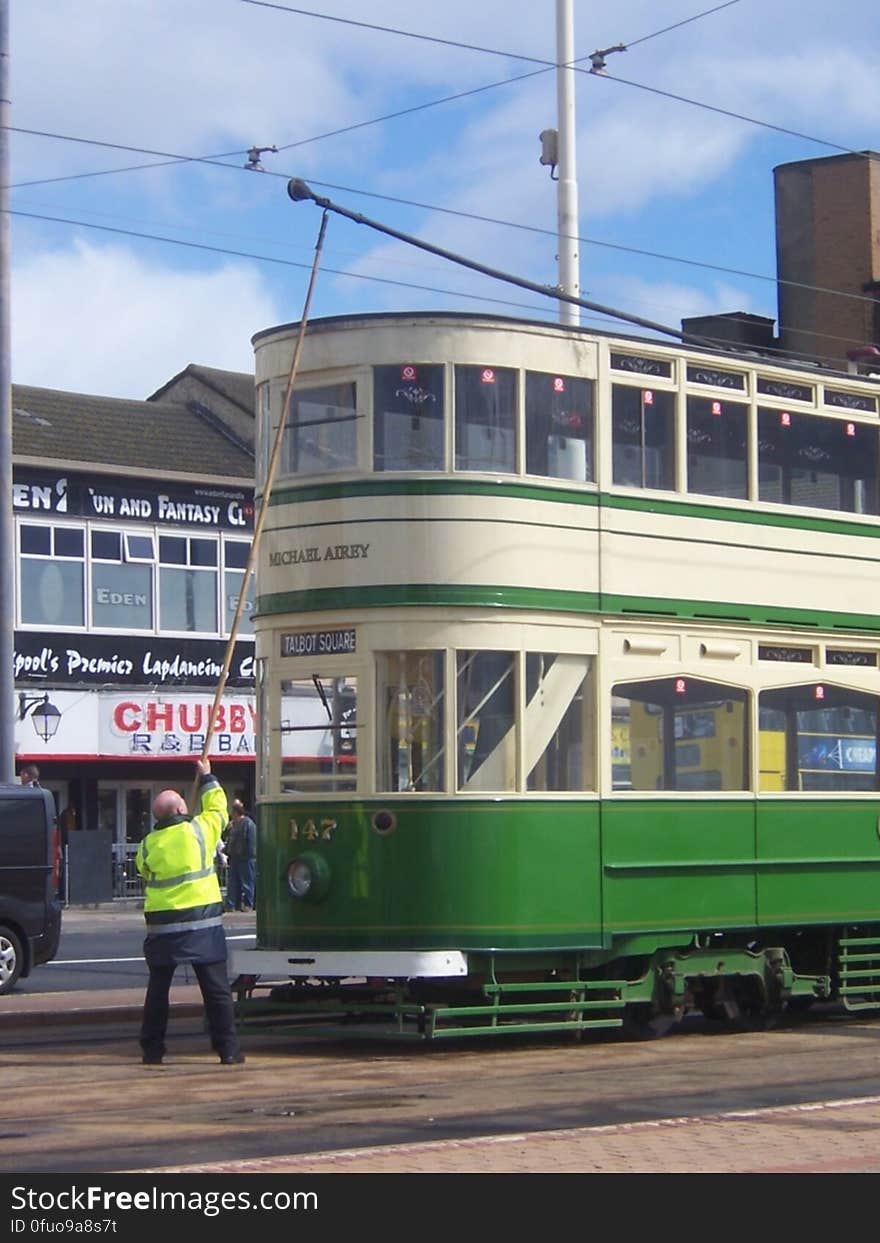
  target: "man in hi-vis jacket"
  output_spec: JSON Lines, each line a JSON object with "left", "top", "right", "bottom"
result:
{"left": 135, "top": 758, "right": 244, "bottom": 1066}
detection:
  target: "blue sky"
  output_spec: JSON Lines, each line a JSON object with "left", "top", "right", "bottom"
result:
{"left": 8, "top": 0, "right": 879, "bottom": 398}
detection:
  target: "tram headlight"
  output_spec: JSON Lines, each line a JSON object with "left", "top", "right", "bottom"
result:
{"left": 287, "top": 852, "right": 331, "bottom": 902}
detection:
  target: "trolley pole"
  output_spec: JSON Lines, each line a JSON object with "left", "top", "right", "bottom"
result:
{"left": 0, "top": 0, "right": 16, "bottom": 783}
{"left": 555, "top": 0, "right": 580, "bottom": 326}
{"left": 191, "top": 210, "right": 329, "bottom": 807}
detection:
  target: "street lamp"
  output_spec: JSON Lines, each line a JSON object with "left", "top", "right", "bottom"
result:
{"left": 18, "top": 692, "right": 62, "bottom": 741}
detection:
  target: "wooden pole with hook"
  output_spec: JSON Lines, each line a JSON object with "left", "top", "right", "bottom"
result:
{"left": 189, "top": 209, "right": 330, "bottom": 809}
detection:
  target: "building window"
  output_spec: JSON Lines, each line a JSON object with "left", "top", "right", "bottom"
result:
{"left": 525, "top": 372, "right": 593, "bottom": 482}
{"left": 612, "top": 677, "right": 749, "bottom": 792}
{"left": 611, "top": 385, "right": 675, "bottom": 490}
{"left": 223, "top": 539, "right": 253, "bottom": 636}
{"left": 454, "top": 366, "right": 516, "bottom": 474}
{"left": 159, "top": 535, "right": 218, "bottom": 633}
{"left": 376, "top": 650, "right": 445, "bottom": 791}
{"left": 757, "top": 408, "right": 878, "bottom": 515}
{"left": 759, "top": 684, "right": 879, "bottom": 792}
{"left": 686, "top": 396, "right": 748, "bottom": 500}
{"left": 374, "top": 364, "right": 444, "bottom": 472}
{"left": 19, "top": 523, "right": 85, "bottom": 627}
{"left": 286, "top": 382, "right": 358, "bottom": 476}
{"left": 90, "top": 530, "right": 154, "bottom": 630}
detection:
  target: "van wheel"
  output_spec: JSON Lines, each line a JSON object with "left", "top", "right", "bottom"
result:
{"left": 0, "top": 926, "right": 24, "bottom": 995}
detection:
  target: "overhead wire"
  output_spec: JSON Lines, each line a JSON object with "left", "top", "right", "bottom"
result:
{"left": 6, "top": 0, "right": 876, "bottom": 349}
{"left": 10, "top": 204, "right": 873, "bottom": 369}
{"left": 237, "top": 0, "right": 859, "bottom": 153}
{"left": 7, "top": 125, "right": 877, "bottom": 311}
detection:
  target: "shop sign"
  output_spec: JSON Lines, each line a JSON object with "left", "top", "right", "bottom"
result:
{"left": 13, "top": 468, "right": 254, "bottom": 531}
{"left": 14, "top": 690, "right": 256, "bottom": 760}
{"left": 14, "top": 632, "right": 256, "bottom": 688}
{"left": 102, "top": 695, "right": 257, "bottom": 757}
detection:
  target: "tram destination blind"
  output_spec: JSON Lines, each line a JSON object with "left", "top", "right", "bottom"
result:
{"left": 281, "top": 628, "right": 357, "bottom": 657}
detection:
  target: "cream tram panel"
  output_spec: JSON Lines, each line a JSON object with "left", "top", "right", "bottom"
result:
{"left": 261, "top": 496, "right": 600, "bottom": 599}
{"left": 255, "top": 316, "right": 600, "bottom": 385}
{"left": 600, "top": 505, "right": 880, "bottom": 619}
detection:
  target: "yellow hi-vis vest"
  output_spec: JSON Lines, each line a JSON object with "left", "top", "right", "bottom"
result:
{"left": 136, "top": 780, "right": 227, "bottom": 915}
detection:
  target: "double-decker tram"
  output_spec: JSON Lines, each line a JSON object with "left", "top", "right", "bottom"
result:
{"left": 232, "top": 311, "right": 880, "bottom": 1038}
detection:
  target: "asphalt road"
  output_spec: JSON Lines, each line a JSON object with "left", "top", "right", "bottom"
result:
{"left": 5, "top": 906, "right": 880, "bottom": 1174}
{"left": 13, "top": 905, "right": 256, "bottom": 994}
{"left": 5, "top": 998, "right": 880, "bottom": 1174}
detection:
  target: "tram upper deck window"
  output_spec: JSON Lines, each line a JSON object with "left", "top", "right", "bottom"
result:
{"left": 687, "top": 396, "right": 747, "bottom": 500}
{"left": 525, "top": 372, "right": 594, "bottom": 482}
{"left": 286, "top": 382, "right": 358, "bottom": 476}
{"left": 758, "top": 684, "right": 879, "bottom": 792}
{"left": 612, "top": 677, "right": 749, "bottom": 792}
{"left": 376, "top": 651, "right": 445, "bottom": 791}
{"left": 455, "top": 366, "right": 516, "bottom": 474}
{"left": 757, "top": 408, "right": 879, "bottom": 515}
{"left": 374, "top": 365, "right": 444, "bottom": 472}
{"left": 611, "top": 386, "right": 675, "bottom": 491}
{"left": 280, "top": 676, "right": 358, "bottom": 793}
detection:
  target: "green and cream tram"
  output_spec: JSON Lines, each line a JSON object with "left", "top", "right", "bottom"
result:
{"left": 232, "top": 311, "right": 880, "bottom": 1037}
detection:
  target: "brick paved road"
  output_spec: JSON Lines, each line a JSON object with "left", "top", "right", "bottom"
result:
{"left": 152, "top": 1094, "right": 880, "bottom": 1174}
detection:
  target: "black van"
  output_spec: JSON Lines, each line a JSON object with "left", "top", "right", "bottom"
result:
{"left": 0, "top": 784, "right": 63, "bottom": 994}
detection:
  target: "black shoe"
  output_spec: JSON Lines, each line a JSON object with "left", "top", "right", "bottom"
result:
{"left": 219, "top": 1052, "right": 246, "bottom": 1065}
{"left": 142, "top": 1054, "right": 164, "bottom": 1065}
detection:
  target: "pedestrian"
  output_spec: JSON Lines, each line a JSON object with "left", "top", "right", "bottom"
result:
{"left": 135, "top": 758, "right": 245, "bottom": 1066}
{"left": 19, "top": 763, "right": 40, "bottom": 786}
{"left": 224, "top": 798, "right": 257, "bottom": 912}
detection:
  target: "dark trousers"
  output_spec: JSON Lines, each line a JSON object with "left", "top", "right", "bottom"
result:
{"left": 140, "top": 960, "right": 241, "bottom": 1061}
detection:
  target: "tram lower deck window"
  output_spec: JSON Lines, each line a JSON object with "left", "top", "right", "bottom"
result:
{"left": 612, "top": 677, "right": 749, "bottom": 792}
{"left": 279, "top": 676, "right": 358, "bottom": 792}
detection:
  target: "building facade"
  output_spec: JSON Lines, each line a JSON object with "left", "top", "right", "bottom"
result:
{"left": 12, "top": 376, "right": 256, "bottom": 899}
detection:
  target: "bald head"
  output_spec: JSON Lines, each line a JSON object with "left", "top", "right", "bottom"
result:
{"left": 152, "top": 789, "right": 188, "bottom": 821}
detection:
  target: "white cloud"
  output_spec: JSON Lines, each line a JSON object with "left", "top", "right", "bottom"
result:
{"left": 11, "top": 239, "right": 284, "bottom": 396}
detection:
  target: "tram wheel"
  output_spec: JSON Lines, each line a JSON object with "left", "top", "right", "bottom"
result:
{"left": 621, "top": 1004, "right": 675, "bottom": 1041}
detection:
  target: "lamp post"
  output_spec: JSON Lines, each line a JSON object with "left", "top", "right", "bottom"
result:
{"left": 0, "top": 1, "right": 14, "bottom": 780}
{"left": 554, "top": 0, "right": 580, "bottom": 326}
{"left": 19, "top": 692, "right": 62, "bottom": 742}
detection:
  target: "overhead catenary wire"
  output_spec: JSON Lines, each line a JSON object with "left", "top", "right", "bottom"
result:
{"left": 240, "top": 0, "right": 743, "bottom": 66}
{"left": 9, "top": 130, "right": 879, "bottom": 313}
{"left": 4, "top": 3, "right": 749, "bottom": 193}
{"left": 10, "top": 205, "right": 875, "bottom": 366}
{"left": 238, "top": 0, "right": 859, "bottom": 154}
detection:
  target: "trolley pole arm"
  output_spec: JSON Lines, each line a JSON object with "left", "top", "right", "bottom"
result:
{"left": 191, "top": 210, "right": 330, "bottom": 807}
{"left": 286, "top": 179, "right": 710, "bottom": 347}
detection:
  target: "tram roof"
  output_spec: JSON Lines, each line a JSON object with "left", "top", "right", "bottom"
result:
{"left": 252, "top": 310, "right": 879, "bottom": 390}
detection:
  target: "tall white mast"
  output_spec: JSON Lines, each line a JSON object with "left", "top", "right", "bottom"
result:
{"left": 555, "top": 0, "right": 580, "bottom": 326}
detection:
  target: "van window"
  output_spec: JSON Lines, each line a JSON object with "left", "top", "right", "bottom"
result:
{"left": 0, "top": 796, "right": 46, "bottom": 866}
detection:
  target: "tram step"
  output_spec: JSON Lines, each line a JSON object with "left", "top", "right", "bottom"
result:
{"left": 838, "top": 931, "right": 880, "bottom": 1012}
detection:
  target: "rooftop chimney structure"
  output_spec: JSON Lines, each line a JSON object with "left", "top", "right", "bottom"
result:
{"left": 774, "top": 151, "right": 880, "bottom": 369}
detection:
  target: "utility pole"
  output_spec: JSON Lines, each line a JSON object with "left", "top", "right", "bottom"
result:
{"left": 555, "top": 0, "right": 580, "bottom": 326}
{"left": 0, "top": 0, "right": 15, "bottom": 783}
